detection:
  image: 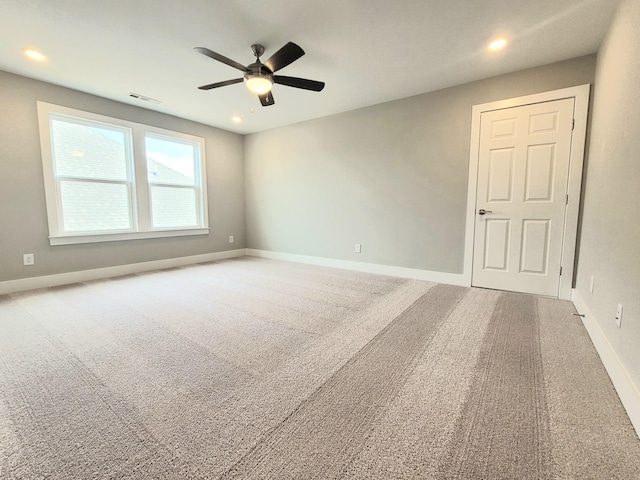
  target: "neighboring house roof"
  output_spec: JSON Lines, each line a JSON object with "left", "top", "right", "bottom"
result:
{"left": 52, "top": 119, "right": 127, "bottom": 180}
{"left": 51, "top": 119, "right": 193, "bottom": 185}
{"left": 147, "top": 158, "right": 193, "bottom": 186}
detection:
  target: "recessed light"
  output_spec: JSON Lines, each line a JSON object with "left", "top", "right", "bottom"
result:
{"left": 488, "top": 39, "right": 507, "bottom": 51}
{"left": 23, "top": 49, "right": 46, "bottom": 61}
{"left": 232, "top": 116, "right": 242, "bottom": 124}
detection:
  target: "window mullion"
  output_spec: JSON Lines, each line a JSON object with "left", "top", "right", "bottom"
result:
{"left": 132, "top": 129, "right": 151, "bottom": 232}
{"left": 196, "top": 143, "right": 207, "bottom": 227}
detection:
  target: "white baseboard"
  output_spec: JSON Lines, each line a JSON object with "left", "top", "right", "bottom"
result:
{"left": 572, "top": 288, "right": 640, "bottom": 437}
{"left": 0, "top": 249, "right": 247, "bottom": 295}
{"left": 1, "top": 248, "right": 467, "bottom": 295}
{"left": 246, "top": 249, "right": 467, "bottom": 286}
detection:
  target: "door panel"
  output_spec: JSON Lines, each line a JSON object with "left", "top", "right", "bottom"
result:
{"left": 483, "top": 219, "right": 510, "bottom": 270}
{"left": 520, "top": 219, "right": 550, "bottom": 274}
{"left": 529, "top": 111, "right": 558, "bottom": 134}
{"left": 472, "top": 98, "right": 574, "bottom": 296}
{"left": 491, "top": 117, "right": 517, "bottom": 138}
{"left": 525, "top": 144, "right": 555, "bottom": 201}
{"left": 488, "top": 149, "right": 514, "bottom": 202}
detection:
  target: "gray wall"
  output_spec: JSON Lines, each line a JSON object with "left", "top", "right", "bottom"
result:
{"left": 245, "top": 55, "right": 596, "bottom": 273}
{"left": 575, "top": 0, "right": 640, "bottom": 389}
{"left": 0, "top": 71, "right": 245, "bottom": 282}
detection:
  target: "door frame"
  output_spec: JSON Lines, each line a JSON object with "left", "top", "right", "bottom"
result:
{"left": 462, "top": 85, "right": 590, "bottom": 300}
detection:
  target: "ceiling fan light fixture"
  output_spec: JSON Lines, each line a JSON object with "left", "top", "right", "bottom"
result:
{"left": 244, "top": 73, "right": 273, "bottom": 95}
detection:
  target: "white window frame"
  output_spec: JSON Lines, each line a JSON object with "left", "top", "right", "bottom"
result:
{"left": 37, "top": 101, "right": 209, "bottom": 245}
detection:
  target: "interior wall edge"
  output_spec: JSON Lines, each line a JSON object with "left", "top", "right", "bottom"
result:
{"left": 572, "top": 288, "right": 640, "bottom": 438}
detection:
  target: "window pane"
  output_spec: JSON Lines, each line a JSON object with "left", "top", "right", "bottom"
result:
{"left": 146, "top": 136, "right": 196, "bottom": 186}
{"left": 60, "top": 181, "right": 132, "bottom": 232}
{"left": 51, "top": 118, "right": 128, "bottom": 181}
{"left": 150, "top": 186, "right": 197, "bottom": 228}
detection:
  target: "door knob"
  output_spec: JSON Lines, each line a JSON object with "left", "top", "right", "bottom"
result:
{"left": 478, "top": 209, "right": 493, "bottom": 215}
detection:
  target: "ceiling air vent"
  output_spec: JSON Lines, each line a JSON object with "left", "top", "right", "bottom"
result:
{"left": 129, "top": 92, "right": 162, "bottom": 104}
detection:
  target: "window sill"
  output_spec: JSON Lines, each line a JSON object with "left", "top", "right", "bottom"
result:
{"left": 49, "top": 228, "right": 210, "bottom": 246}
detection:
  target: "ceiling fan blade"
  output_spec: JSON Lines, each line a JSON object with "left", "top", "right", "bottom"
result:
{"left": 274, "top": 75, "right": 325, "bottom": 92}
{"left": 259, "top": 92, "right": 275, "bottom": 107}
{"left": 194, "top": 47, "right": 247, "bottom": 72}
{"left": 264, "top": 42, "right": 305, "bottom": 72}
{"left": 198, "top": 78, "right": 243, "bottom": 90}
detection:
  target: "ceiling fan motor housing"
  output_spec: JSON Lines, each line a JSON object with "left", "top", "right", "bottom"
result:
{"left": 245, "top": 62, "right": 273, "bottom": 78}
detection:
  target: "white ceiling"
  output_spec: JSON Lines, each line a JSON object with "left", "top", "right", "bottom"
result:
{"left": 0, "top": 0, "right": 618, "bottom": 134}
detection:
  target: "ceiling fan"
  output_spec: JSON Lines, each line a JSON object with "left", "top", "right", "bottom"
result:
{"left": 194, "top": 42, "right": 325, "bottom": 106}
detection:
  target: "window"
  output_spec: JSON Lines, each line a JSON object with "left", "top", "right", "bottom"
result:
{"left": 145, "top": 134, "right": 200, "bottom": 229}
{"left": 37, "top": 102, "right": 208, "bottom": 245}
{"left": 49, "top": 117, "right": 135, "bottom": 233}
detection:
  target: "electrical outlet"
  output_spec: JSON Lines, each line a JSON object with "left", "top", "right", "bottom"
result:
{"left": 590, "top": 276, "right": 595, "bottom": 294}
{"left": 23, "top": 253, "right": 35, "bottom": 266}
{"left": 228, "top": 235, "right": 234, "bottom": 244}
{"left": 354, "top": 243, "right": 361, "bottom": 253}
{"left": 615, "top": 304, "right": 623, "bottom": 328}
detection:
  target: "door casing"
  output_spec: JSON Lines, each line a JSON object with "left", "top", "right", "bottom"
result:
{"left": 463, "top": 85, "right": 590, "bottom": 300}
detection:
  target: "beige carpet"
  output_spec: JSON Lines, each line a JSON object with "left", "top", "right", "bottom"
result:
{"left": 0, "top": 257, "right": 638, "bottom": 479}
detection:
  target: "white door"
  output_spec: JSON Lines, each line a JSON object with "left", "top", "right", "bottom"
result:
{"left": 472, "top": 98, "right": 574, "bottom": 296}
